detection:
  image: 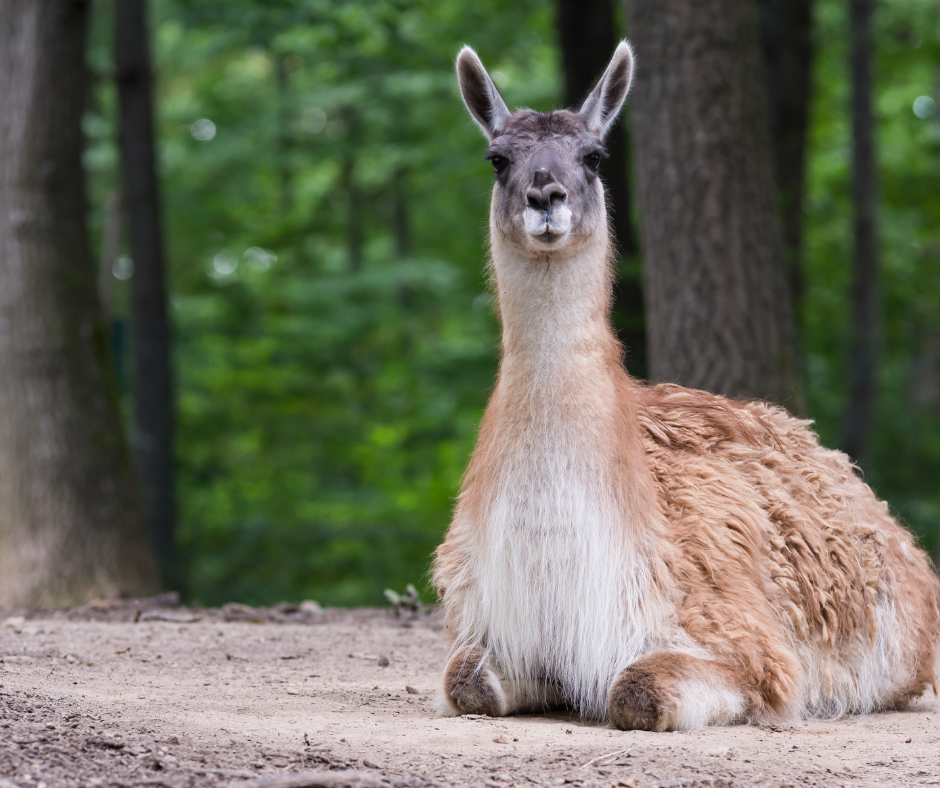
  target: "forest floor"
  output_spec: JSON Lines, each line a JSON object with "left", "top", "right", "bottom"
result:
{"left": 1, "top": 599, "right": 938, "bottom": 788}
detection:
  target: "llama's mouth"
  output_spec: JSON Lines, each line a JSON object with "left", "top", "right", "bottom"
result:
{"left": 524, "top": 206, "right": 572, "bottom": 245}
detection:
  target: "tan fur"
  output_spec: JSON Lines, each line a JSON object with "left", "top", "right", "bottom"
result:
{"left": 435, "top": 42, "right": 940, "bottom": 729}
{"left": 639, "top": 385, "right": 940, "bottom": 719}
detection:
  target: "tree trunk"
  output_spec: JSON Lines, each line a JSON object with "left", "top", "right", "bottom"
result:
{"left": 556, "top": 0, "right": 646, "bottom": 378}
{"left": 342, "top": 156, "right": 363, "bottom": 273}
{"left": 98, "top": 191, "right": 122, "bottom": 317}
{"left": 625, "top": 0, "right": 801, "bottom": 404}
{"left": 275, "top": 54, "right": 293, "bottom": 215}
{"left": 393, "top": 168, "right": 411, "bottom": 258}
{"left": 115, "top": 0, "right": 177, "bottom": 585}
{"left": 758, "top": 0, "right": 814, "bottom": 325}
{"left": 0, "top": 0, "right": 159, "bottom": 605}
{"left": 841, "top": 0, "right": 879, "bottom": 468}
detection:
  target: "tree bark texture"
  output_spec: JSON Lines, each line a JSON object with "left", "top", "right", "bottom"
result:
{"left": 758, "top": 0, "right": 814, "bottom": 318}
{"left": 556, "top": 0, "right": 646, "bottom": 378}
{"left": 116, "top": 0, "right": 177, "bottom": 585}
{"left": 841, "top": 0, "right": 879, "bottom": 467}
{"left": 0, "top": 0, "right": 159, "bottom": 605}
{"left": 625, "top": 0, "right": 801, "bottom": 403}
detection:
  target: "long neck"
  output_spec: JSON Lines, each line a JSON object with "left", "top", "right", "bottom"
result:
{"left": 491, "top": 230, "right": 621, "bottom": 385}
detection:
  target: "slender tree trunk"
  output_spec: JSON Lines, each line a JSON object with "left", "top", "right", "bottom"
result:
{"left": 557, "top": 0, "right": 646, "bottom": 377}
{"left": 342, "top": 156, "right": 363, "bottom": 273}
{"left": 98, "top": 190, "right": 122, "bottom": 317}
{"left": 115, "top": 0, "right": 177, "bottom": 585}
{"left": 625, "top": 0, "right": 801, "bottom": 404}
{"left": 275, "top": 54, "right": 293, "bottom": 215}
{"left": 758, "top": 0, "right": 814, "bottom": 329}
{"left": 0, "top": 0, "right": 159, "bottom": 605}
{"left": 841, "top": 0, "right": 879, "bottom": 468}
{"left": 393, "top": 168, "right": 411, "bottom": 258}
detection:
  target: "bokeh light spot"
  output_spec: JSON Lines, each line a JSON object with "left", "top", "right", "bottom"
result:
{"left": 212, "top": 251, "right": 237, "bottom": 276}
{"left": 113, "top": 256, "right": 134, "bottom": 280}
{"left": 913, "top": 96, "right": 936, "bottom": 119}
{"left": 191, "top": 118, "right": 217, "bottom": 141}
{"left": 244, "top": 247, "right": 276, "bottom": 271}
{"left": 302, "top": 109, "right": 327, "bottom": 134}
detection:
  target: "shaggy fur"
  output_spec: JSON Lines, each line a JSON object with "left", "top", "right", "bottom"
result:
{"left": 434, "top": 42, "right": 940, "bottom": 730}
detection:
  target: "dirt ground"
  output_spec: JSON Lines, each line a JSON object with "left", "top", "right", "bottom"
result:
{"left": 1, "top": 599, "right": 938, "bottom": 788}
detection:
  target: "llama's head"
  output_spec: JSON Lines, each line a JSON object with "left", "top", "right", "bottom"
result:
{"left": 457, "top": 42, "right": 633, "bottom": 258}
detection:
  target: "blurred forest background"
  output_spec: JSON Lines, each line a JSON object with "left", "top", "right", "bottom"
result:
{"left": 2, "top": 0, "right": 939, "bottom": 608}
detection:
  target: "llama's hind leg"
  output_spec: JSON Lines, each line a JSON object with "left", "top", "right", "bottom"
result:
{"left": 607, "top": 651, "right": 749, "bottom": 731}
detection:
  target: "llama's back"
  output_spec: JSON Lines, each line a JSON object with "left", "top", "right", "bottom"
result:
{"left": 638, "top": 383, "right": 940, "bottom": 720}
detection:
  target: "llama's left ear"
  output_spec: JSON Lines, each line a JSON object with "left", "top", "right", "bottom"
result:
{"left": 579, "top": 40, "right": 634, "bottom": 138}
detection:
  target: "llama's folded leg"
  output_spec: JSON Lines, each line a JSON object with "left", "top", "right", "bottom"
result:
{"left": 441, "top": 648, "right": 509, "bottom": 717}
{"left": 607, "top": 651, "right": 749, "bottom": 731}
{"left": 440, "top": 648, "right": 558, "bottom": 716}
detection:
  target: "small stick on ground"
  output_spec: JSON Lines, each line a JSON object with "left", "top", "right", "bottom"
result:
{"left": 578, "top": 748, "right": 631, "bottom": 769}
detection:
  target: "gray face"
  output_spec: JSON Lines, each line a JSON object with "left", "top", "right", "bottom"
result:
{"left": 485, "top": 110, "right": 608, "bottom": 254}
{"left": 455, "top": 42, "right": 634, "bottom": 259}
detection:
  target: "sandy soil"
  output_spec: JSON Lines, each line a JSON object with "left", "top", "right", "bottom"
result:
{"left": 1, "top": 601, "right": 938, "bottom": 788}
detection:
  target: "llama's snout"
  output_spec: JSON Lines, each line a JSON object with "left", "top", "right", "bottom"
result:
{"left": 526, "top": 169, "right": 567, "bottom": 212}
{"left": 524, "top": 168, "right": 572, "bottom": 243}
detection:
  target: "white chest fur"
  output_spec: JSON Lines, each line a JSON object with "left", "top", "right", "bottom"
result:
{"left": 453, "top": 372, "right": 662, "bottom": 718}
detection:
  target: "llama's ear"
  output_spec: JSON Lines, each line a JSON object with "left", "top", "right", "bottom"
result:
{"left": 456, "top": 46, "right": 511, "bottom": 140}
{"left": 579, "top": 40, "right": 634, "bottom": 138}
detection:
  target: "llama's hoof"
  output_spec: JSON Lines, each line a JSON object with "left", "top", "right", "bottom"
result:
{"left": 444, "top": 649, "right": 506, "bottom": 717}
{"left": 607, "top": 661, "right": 674, "bottom": 731}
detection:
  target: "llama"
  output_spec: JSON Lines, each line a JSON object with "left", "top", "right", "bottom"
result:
{"left": 432, "top": 41, "right": 940, "bottom": 731}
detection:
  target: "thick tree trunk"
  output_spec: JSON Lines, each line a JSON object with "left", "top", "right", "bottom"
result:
{"left": 625, "top": 0, "right": 801, "bottom": 404}
{"left": 841, "top": 0, "right": 879, "bottom": 468}
{"left": 115, "top": 0, "right": 176, "bottom": 585}
{"left": 556, "top": 0, "right": 646, "bottom": 377}
{"left": 0, "top": 0, "right": 159, "bottom": 605}
{"left": 758, "top": 0, "right": 814, "bottom": 317}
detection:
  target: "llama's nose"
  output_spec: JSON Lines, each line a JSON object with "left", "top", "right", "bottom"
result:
{"left": 526, "top": 169, "right": 567, "bottom": 212}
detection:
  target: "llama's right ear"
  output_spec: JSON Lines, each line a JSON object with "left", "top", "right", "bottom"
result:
{"left": 456, "top": 46, "right": 511, "bottom": 140}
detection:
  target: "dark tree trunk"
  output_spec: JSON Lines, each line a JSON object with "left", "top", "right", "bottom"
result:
{"left": 115, "top": 0, "right": 177, "bottom": 585}
{"left": 556, "top": 0, "right": 646, "bottom": 378}
{"left": 625, "top": 0, "right": 802, "bottom": 404}
{"left": 342, "top": 154, "right": 363, "bottom": 273}
{"left": 393, "top": 168, "right": 411, "bottom": 258}
{"left": 0, "top": 0, "right": 159, "bottom": 605}
{"left": 758, "top": 0, "right": 814, "bottom": 328}
{"left": 275, "top": 54, "right": 293, "bottom": 215}
{"left": 98, "top": 190, "right": 122, "bottom": 317}
{"left": 841, "top": 0, "right": 879, "bottom": 468}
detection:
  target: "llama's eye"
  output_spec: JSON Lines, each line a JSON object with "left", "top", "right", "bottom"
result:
{"left": 490, "top": 155, "right": 509, "bottom": 175}
{"left": 586, "top": 152, "right": 601, "bottom": 170}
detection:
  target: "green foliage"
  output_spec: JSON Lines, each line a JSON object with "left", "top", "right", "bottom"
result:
{"left": 88, "top": 0, "right": 558, "bottom": 605}
{"left": 84, "top": 0, "right": 940, "bottom": 607}
{"left": 803, "top": 0, "right": 940, "bottom": 554}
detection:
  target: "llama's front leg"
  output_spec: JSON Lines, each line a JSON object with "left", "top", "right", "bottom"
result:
{"left": 607, "top": 652, "right": 749, "bottom": 731}
{"left": 441, "top": 647, "right": 509, "bottom": 716}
